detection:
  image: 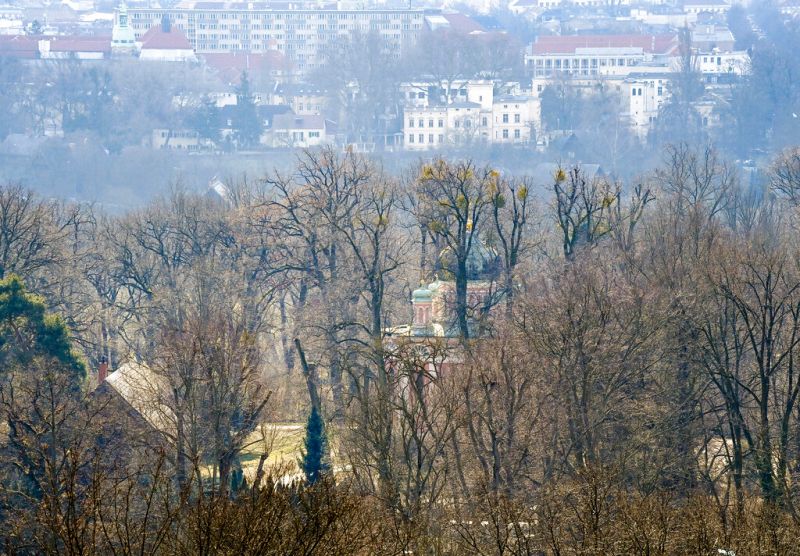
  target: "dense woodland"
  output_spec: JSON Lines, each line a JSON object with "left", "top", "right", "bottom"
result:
{"left": 2, "top": 143, "right": 800, "bottom": 553}
{"left": 1, "top": 1, "right": 799, "bottom": 552}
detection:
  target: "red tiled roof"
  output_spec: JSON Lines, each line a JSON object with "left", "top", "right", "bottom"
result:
{"left": 442, "top": 13, "right": 485, "bottom": 34}
{"left": 139, "top": 26, "right": 193, "bottom": 50}
{"left": 530, "top": 34, "right": 679, "bottom": 55}
{"left": 202, "top": 51, "right": 290, "bottom": 83}
{"left": 48, "top": 36, "right": 111, "bottom": 52}
{"left": 0, "top": 35, "right": 39, "bottom": 58}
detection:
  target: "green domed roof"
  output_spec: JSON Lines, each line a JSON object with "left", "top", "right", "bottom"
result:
{"left": 412, "top": 285, "right": 432, "bottom": 302}
{"left": 438, "top": 238, "right": 500, "bottom": 281}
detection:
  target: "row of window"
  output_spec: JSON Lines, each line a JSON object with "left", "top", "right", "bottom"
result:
{"left": 408, "top": 133, "right": 443, "bottom": 144}
{"left": 409, "top": 118, "right": 444, "bottom": 128}
{"left": 407, "top": 128, "right": 523, "bottom": 144}
{"left": 532, "top": 57, "right": 639, "bottom": 69}
{"left": 631, "top": 86, "right": 664, "bottom": 96}
{"left": 133, "top": 11, "right": 422, "bottom": 20}
{"left": 408, "top": 114, "right": 522, "bottom": 127}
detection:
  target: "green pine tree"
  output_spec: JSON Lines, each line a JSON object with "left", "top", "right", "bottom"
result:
{"left": 233, "top": 72, "right": 263, "bottom": 149}
{"left": 300, "top": 405, "right": 330, "bottom": 485}
{"left": 0, "top": 275, "right": 85, "bottom": 381}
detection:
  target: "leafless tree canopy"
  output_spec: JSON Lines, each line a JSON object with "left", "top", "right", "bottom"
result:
{"left": 2, "top": 145, "right": 800, "bottom": 553}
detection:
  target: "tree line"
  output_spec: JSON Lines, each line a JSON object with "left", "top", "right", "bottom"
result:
{"left": 3, "top": 144, "right": 800, "bottom": 553}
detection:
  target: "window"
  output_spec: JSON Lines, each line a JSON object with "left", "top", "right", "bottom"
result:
{"left": 482, "top": 117, "right": 487, "bottom": 126}
{"left": 309, "top": 131, "right": 320, "bottom": 138}
{"left": 465, "top": 120, "right": 471, "bottom": 128}
{"left": 638, "top": 88, "right": 642, "bottom": 95}
{"left": 428, "top": 119, "right": 434, "bottom": 127}
{"left": 657, "top": 86, "right": 663, "bottom": 96}
{"left": 418, "top": 119, "right": 424, "bottom": 128}
{"left": 514, "top": 129, "right": 520, "bottom": 139}
{"left": 502, "top": 129, "right": 509, "bottom": 139}
{"left": 409, "top": 134, "right": 414, "bottom": 143}
{"left": 428, "top": 133, "right": 433, "bottom": 143}
{"left": 502, "top": 114, "right": 509, "bottom": 123}
{"left": 418, "top": 134, "right": 423, "bottom": 143}
{"left": 408, "top": 118, "right": 414, "bottom": 127}
{"left": 514, "top": 114, "right": 520, "bottom": 123}
{"left": 438, "top": 134, "right": 443, "bottom": 143}
{"left": 632, "top": 89, "right": 636, "bottom": 96}
{"left": 438, "top": 119, "right": 444, "bottom": 127}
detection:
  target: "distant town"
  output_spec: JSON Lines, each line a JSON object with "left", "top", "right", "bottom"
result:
{"left": 0, "top": 0, "right": 773, "bottom": 155}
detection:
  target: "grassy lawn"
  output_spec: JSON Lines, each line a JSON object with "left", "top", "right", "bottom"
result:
{"left": 199, "top": 423, "right": 306, "bottom": 483}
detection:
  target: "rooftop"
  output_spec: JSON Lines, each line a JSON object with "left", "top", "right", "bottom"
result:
{"left": 272, "top": 113, "right": 327, "bottom": 130}
{"left": 139, "top": 24, "right": 193, "bottom": 50}
{"left": 47, "top": 36, "right": 111, "bottom": 53}
{"left": 203, "top": 51, "right": 290, "bottom": 83}
{"left": 530, "top": 34, "right": 679, "bottom": 56}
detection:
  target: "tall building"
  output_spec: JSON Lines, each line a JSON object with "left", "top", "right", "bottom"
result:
{"left": 112, "top": 3, "right": 137, "bottom": 53}
{"left": 129, "top": 2, "right": 426, "bottom": 73}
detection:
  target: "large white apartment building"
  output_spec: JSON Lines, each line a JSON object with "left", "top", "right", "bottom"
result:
{"left": 525, "top": 34, "right": 680, "bottom": 78}
{"left": 129, "top": 2, "right": 425, "bottom": 73}
{"left": 403, "top": 81, "right": 539, "bottom": 150}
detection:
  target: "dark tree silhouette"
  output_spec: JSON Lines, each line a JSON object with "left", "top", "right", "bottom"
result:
{"left": 301, "top": 405, "right": 330, "bottom": 484}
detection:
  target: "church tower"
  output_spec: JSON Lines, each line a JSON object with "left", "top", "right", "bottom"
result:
{"left": 111, "top": 2, "right": 136, "bottom": 54}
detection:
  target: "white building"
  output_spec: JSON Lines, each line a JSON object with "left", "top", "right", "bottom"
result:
{"left": 683, "top": 0, "right": 731, "bottom": 14}
{"left": 0, "top": 6, "right": 24, "bottom": 35}
{"left": 525, "top": 34, "right": 680, "bottom": 78}
{"left": 628, "top": 7, "right": 696, "bottom": 27}
{"left": 620, "top": 74, "right": 670, "bottom": 138}
{"left": 138, "top": 19, "right": 196, "bottom": 62}
{"left": 491, "top": 95, "right": 538, "bottom": 143}
{"left": 267, "top": 114, "right": 334, "bottom": 149}
{"left": 403, "top": 81, "right": 538, "bottom": 150}
{"left": 696, "top": 51, "right": 749, "bottom": 75}
{"left": 129, "top": 4, "right": 425, "bottom": 74}
{"left": 151, "top": 129, "right": 206, "bottom": 150}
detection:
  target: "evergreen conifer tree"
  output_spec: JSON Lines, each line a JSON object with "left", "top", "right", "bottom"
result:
{"left": 233, "top": 72, "right": 263, "bottom": 148}
{"left": 300, "top": 405, "right": 329, "bottom": 484}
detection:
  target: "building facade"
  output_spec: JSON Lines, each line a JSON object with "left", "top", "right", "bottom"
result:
{"left": 129, "top": 3, "right": 425, "bottom": 73}
{"left": 525, "top": 34, "right": 680, "bottom": 78}
{"left": 402, "top": 81, "right": 539, "bottom": 150}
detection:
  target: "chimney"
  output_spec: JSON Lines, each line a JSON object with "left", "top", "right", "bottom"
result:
{"left": 98, "top": 356, "right": 109, "bottom": 385}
